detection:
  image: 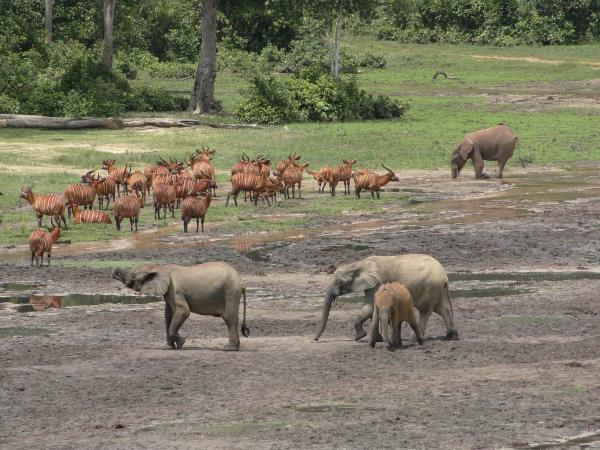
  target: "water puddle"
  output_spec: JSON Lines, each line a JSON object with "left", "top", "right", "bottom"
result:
{"left": 449, "top": 271, "right": 600, "bottom": 282}
{"left": 452, "top": 287, "right": 531, "bottom": 298}
{"left": 0, "top": 293, "right": 161, "bottom": 313}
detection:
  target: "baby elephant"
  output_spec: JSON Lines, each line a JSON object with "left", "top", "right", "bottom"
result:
{"left": 369, "top": 282, "right": 424, "bottom": 351}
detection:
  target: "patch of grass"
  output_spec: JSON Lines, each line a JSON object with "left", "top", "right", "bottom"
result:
{"left": 497, "top": 315, "right": 561, "bottom": 324}
{"left": 0, "top": 327, "right": 49, "bottom": 338}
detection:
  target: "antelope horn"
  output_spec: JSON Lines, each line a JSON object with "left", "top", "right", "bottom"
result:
{"left": 381, "top": 161, "right": 394, "bottom": 173}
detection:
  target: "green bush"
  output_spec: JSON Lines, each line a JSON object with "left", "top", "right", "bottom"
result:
{"left": 0, "top": 94, "right": 20, "bottom": 114}
{"left": 235, "top": 71, "right": 408, "bottom": 124}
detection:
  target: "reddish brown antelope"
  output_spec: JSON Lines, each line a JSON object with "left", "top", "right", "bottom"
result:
{"left": 153, "top": 183, "right": 177, "bottom": 219}
{"left": 28, "top": 227, "right": 61, "bottom": 266}
{"left": 102, "top": 159, "right": 129, "bottom": 196}
{"left": 126, "top": 170, "right": 148, "bottom": 205}
{"left": 20, "top": 184, "right": 67, "bottom": 228}
{"left": 82, "top": 172, "right": 116, "bottom": 210}
{"left": 181, "top": 192, "right": 212, "bottom": 233}
{"left": 353, "top": 162, "right": 399, "bottom": 198}
{"left": 226, "top": 172, "right": 266, "bottom": 206}
{"left": 276, "top": 153, "right": 301, "bottom": 174}
{"left": 64, "top": 180, "right": 96, "bottom": 218}
{"left": 113, "top": 191, "right": 143, "bottom": 231}
{"left": 281, "top": 163, "right": 309, "bottom": 199}
{"left": 71, "top": 204, "right": 112, "bottom": 224}
{"left": 332, "top": 159, "right": 357, "bottom": 196}
{"left": 143, "top": 164, "right": 169, "bottom": 193}
{"left": 307, "top": 165, "right": 332, "bottom": 194}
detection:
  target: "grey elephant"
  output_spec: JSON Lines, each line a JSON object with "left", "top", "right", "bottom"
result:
{"left": 111, "top": 261, "right": 249, "bottom": 351}
{"left": 451, "top": 123, "right": 518, "bottom": 179}
{"left": 314, "top": 254, "right": 457, "bottom": 342}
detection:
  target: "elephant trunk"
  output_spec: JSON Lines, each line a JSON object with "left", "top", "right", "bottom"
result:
{"left": 380, "top": 311, "right": 392, "bottom": 348}
{"left": 314, "top": 286, "right": 336, "bottom": 341}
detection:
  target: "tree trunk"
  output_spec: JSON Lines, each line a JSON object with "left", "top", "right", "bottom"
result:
{"left": 188, "top": 0, "right": 218, "bottom": 114}
{"left": 102, "top": 0, "right": 116, "bottom": 68}
{"left": 44, "top": 0, "right": 53, "bottom": 44}
{"left": 332, "top": 1, "right": 344, "bottom": 80}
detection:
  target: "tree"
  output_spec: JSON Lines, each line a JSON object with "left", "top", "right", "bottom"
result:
{"left": 102, "top": 0, "right": 116, "bottom": 68}
{"left": 189, "top": 0, "right": 218, "bottom": 114}
{"left": 44, "top": 0, "right": 53, "bottom": 44}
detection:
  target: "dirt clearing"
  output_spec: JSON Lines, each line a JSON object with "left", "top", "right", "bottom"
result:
{"left": 1, "top": 168, "right": 600, "bottom": 449}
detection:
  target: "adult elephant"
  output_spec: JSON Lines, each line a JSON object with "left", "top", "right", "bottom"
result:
{"left": 451, "top": 123, "right": 518, "bottom": 179}
{"left": 111, "top": 262, "right": 249, "bottom": 351}
{"left": 314, "top": 254, "right": 457, "bottom": 342}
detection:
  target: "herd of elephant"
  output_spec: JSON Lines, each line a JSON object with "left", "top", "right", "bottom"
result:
{"left": 111, "top": 253, "right": 457, "bottom": 351}
{"left": 107, "top": 123, "right": 523, "bottom": 350}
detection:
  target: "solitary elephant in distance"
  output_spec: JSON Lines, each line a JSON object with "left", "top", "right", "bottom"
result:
{"left": 112, "top": 261, "right": 249, "bottom": 351}
{"left": 314, "top": 254, "right": 457, "bottom": 342}
{"left": 451, "top": 123, "right": 518, "bottom": 179}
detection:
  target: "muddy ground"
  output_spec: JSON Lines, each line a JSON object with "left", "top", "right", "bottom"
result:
{"left": 1, "top": 168, "right": 600, "bottom": 449}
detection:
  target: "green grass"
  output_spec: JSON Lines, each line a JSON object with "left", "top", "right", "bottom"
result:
{"left": 2, "top": 36, "right": 600, "bottom": 245}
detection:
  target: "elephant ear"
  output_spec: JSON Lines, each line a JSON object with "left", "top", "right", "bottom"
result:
{"left": 350, "top": 259, "right": 380, "bottom": 292}
{"left": 458, "top": 138, "right": 475, "bottom": 161}
{"left": 139, "top": 271, "right": 171, "bottom": 297}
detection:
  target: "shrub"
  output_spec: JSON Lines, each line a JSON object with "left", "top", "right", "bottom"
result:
{"left": 0, "top": 94, "right": 20, "bottom": 114}
{"left": 235, "top": 71, "right": 408, "bottom": 124}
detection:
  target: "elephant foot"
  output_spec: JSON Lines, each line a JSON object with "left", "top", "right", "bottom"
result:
{"left": 386, "top": 345, "right": 398, "bottom": 352}
{"left": 444, "top": 330, "right": 459, "bottom": 341}
{"left": 170, "top": 335, "right": 186, "bottom": 349}
{"left": 368, "top": 339, "right": 376, "bottom": 348}
{"left": 167, "top": 337, "right": 175, "bottom": 349}
{"left": 223, "top": 342, "right": 240, "bottom": 351}
{"left": 476, "top": 173, "right": 490, "bottom": 179}
{"left": 354, "top": 328, "right": 367, "bottom": 341}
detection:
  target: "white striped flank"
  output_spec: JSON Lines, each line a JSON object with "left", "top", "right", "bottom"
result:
{"left": 28, "top": 228, "right": 60, "bottom": 266}
{"left": 181, "top": 195, "right": 212, "bottom": 232}
{"left": 153, "top": 184, "right": 177, "bottom": 219}
{"left": 113, "top": 196, "right": 141, "bottom": 231}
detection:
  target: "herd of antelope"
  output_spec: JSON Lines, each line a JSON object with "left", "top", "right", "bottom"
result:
{"left": 20, "top": 147, "right": 400, "bottom": 265}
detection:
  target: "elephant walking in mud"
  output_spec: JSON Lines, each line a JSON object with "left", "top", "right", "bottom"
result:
{"left": 112, "top": 262, "right": 249, "bottom": 351}
{"left": 451, "top": 123, "right": 518, "bottom": 179}
{"left": 314, "top": 254, "right": 458, "bottom": 342}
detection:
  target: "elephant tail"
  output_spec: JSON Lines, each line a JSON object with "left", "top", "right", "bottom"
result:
{"left": 241, "top": 286, "right": 250, "bottom": 337}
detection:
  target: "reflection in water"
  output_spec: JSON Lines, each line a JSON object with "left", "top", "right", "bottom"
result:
{"left": 29, "top": 295, "right": 61, "bottom": 311}
{"left": 0, "top": 293, "right": 161, "bottom": 313}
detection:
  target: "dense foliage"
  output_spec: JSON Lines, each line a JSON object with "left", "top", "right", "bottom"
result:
{"left": 235, "top": 70, "right": 408, "bottom": 124}
{"left": 369, "top": 0, "right": 600, "bottom": 45}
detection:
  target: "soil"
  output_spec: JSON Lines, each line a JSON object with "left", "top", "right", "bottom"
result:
{"left": 1, "top": 167, "right": 600, "bottom": 449}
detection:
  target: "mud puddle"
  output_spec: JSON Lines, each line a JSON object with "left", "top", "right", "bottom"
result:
{"left": 0, "top": 293, "right": 161, "bottom": 313}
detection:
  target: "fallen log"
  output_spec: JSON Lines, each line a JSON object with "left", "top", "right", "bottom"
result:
{"left": 0, "top": 115, "right": 123, "bottom": 130}
{"left": 0, "top": 114, "right": 259, "bottom": 130}
{"left": 122, "top": 118, "right": 259, "bottom": 129}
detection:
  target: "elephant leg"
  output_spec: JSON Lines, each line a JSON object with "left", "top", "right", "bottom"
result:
{"left": 435, "top": 299, "right": 459, "bottom": 340}
{"left": 168, "top": 295, "right": 190, "bottom": 349}
{"left": 472, "top": 151, "right": 488, "bottom": 179}
{"left": 368, "top": 308, "right": 380, "bottom": 348}
{"left": 164, "top": 302, "right": 175, "bottom": 348}
{"left": 222, "top": 316, "right": 240, "bottom": 351}
{"left": 418, "top": 307, "right": 433, "bottom": 338}
{"left": 407, "top": 308, "right": 424, "bottom": 345}
{"left": 392, "top": 321, "right": 401, "bottom": 349}
{"left": 497, "top": 159, "right": 507, "bottom": 178}
{"left": 354, "top": 288, "right": 382, "bottom": 341}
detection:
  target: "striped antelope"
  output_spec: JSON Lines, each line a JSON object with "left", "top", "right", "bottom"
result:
{"left": 176, "top": 178, "right": 217, "bottom": 208}
{"left": 143, "top": 164, "right": 169, "bottom": 193}
{"left": 332, "top": 159, "right": 357, "bottom": 196}
{"left": 20, "top": 184, "right": 67, "bottom": 228}
{"left": 152, "top": 172, "right": 178, "bottom": 190}
{"left": 258, "top": 176, "right": 284, "bottom": 206}
{"left": 231, "top": 153, "right": 254, "bottom": 175}
{"left": 113, "top": 191, "right": 143, "bottom": 231}
{"left": 281, "top": 163, "right": 309, "bottom": 199}
{"left": 226, "top": 172, "right": 266, "bottom": 207}
{"left": 190, "top": 158, "right": 216, "bottom": 196}
{"left": 353, "top": 162, "right": 399, "bottom": 198}
{"left": 276, "top": 153, "right": 301, "bottom": 174}
{"left": 153, "top": 183, "right": 177, "bottom": 219}
{"left": 64, "top": 181, "right": 96, "bottom": 218}
{"left": 28, "top": 227, "right": 61, "bottom": 266}
{"left": 82, "top": 172, "right": 116, "bottom": 210}
{"left": 307, "top": 165, "right": 332, "bottom": 194}
{"left": 126, "top": 170, "right": 148, "bottom": 205}
{"left": 181, "top": 192, "right": 212, "bottom": 233}
{"left": 102, "top": 159, "right": 129, "bottom": 196}
{"left": 70, "top": 204, "right": 112, "bottom": 224}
